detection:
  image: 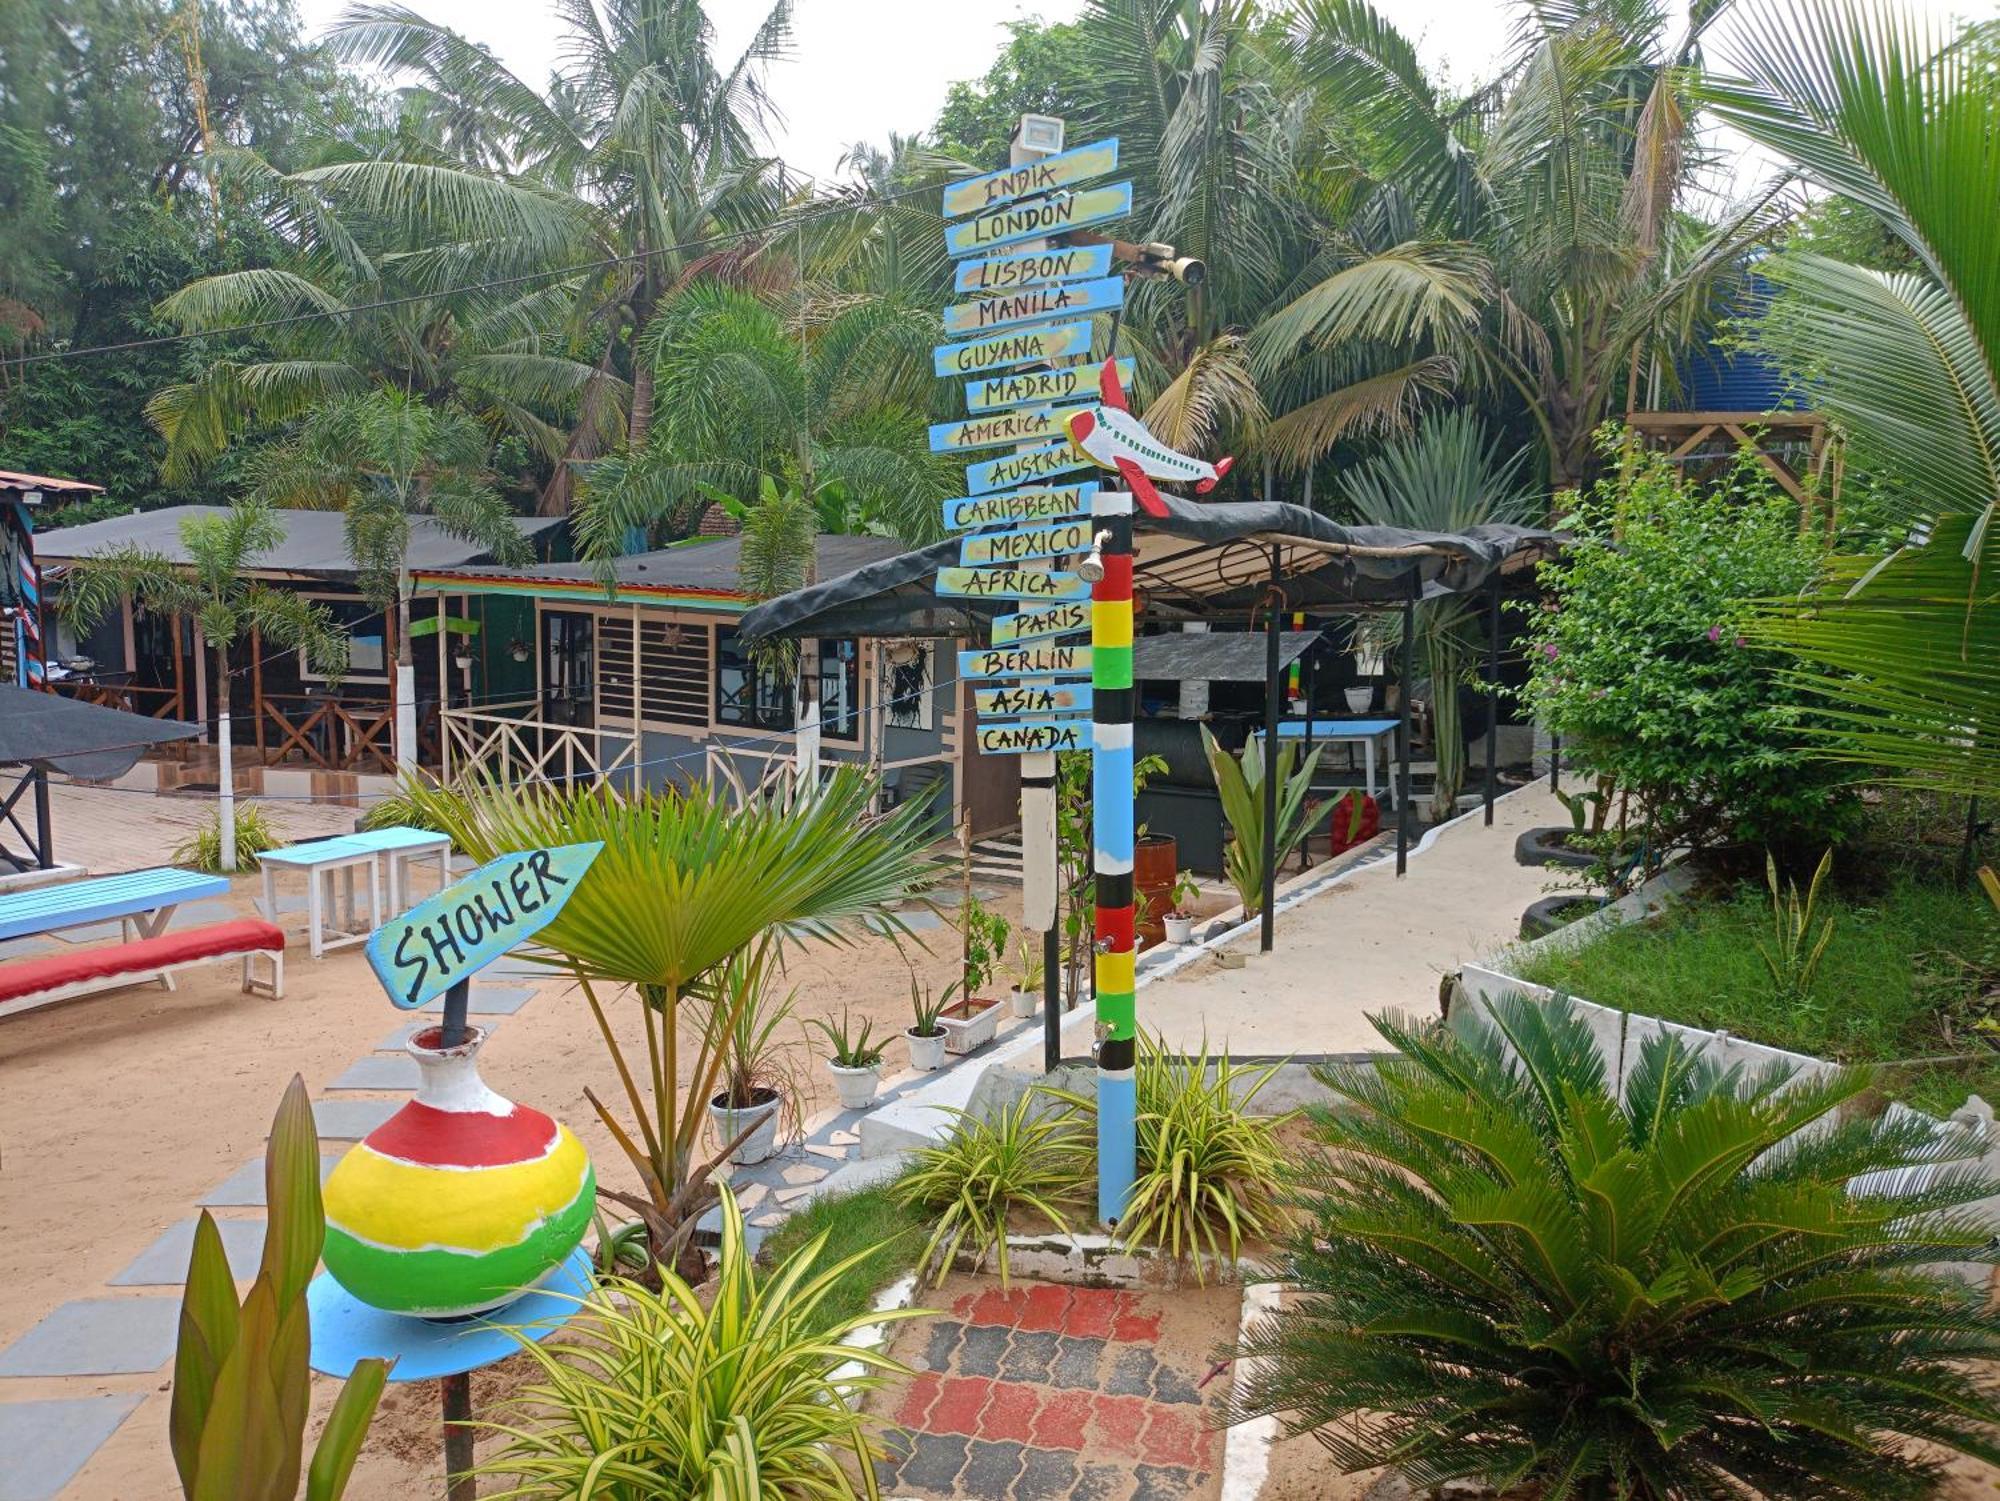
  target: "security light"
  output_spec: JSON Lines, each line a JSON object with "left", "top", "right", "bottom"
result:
{"left": 1014, "top": 114, "right": 1065, "bottom": 156}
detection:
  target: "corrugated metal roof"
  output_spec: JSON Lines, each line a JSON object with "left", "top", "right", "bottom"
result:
{"left": 414, "top": 534, "right": 910, "bottom": 605}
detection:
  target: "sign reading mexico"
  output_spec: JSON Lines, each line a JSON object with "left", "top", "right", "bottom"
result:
{"left": 367, "top": 843, "right": 603, "bottom": 1009}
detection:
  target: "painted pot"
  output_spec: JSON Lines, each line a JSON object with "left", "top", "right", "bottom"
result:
{"left": 1008, "top": 988, "right": 1038, "bottom": 1020}
{"left": 828, "top": 1061, "right": 880, "bottom": 1111}
{"left": 1162, "top": 915, "right": 1196, "bottom": 946}
{"left": 322, "top": 1024, "right": 594, "bottom": 1318}
{"left": 939, "top": 995, "right": 1001, "bottom": 1055}
{"left": 907, "top": 1027, "right": 947, "bottom": 1072}
{"left": 708, "top": 1089, "right": 781, "bottom": 1165}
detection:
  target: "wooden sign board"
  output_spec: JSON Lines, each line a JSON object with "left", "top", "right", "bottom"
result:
{"left": 953, "top": 243, "right": 1113, "bottom": 296}
{"left": 936, "top": 567, "right": 1089, "bottom": 602}
{"left": 941, "top": 274, "right": 1125, "bottom": 338}
{"left": 976, "top": 720, "right": 1093, "bottom": 755}
{"left": 933, "top": 319, "right": 1093, "bottom": 380}
{"left": 943, "top": 482, "right": 1095, "bottom": 533}
{"left": 942, "top": 137, "right": 1119, "bottom": 219}
{"left": 990, "top": 599, "right": 1090, "bottom": 646}
{"left": 959, "top": 643, "right": 1092, "bottom": 678}
{"left": 975, "top": 682, "right": 1092, "bottom": 717}
{"left": 945, "top": 181, "right": 1134, "bottom": 259}
{"left": 966, "top": 439, "right": 1092, "bottom": 496}
{"left": 959, "top": 516, "right": 1094, "bottom": 566}
{"left": 929, "top": 404, "right": 1092, "bottom": 455}
{"left": 367, "top": 842, "right": 602, "bottom": 1010}
{"left": 965, "top": 358, "right": 1132, "bottom": 414}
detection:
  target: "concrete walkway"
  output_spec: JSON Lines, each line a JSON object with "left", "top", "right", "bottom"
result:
{"left": 1140, "top": 784, "right": 1570, "bottom": 1057}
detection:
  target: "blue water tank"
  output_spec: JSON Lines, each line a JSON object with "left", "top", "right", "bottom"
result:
{"left": 1673, "top": 273, "right": 1798, "bottom": 414}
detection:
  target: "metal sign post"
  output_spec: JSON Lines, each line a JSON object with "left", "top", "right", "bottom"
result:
{"left": 1090, "top": 486, "right": 1138, "bottom": 1223}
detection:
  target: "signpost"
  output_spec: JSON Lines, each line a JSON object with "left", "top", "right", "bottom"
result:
{"left": 976, "top": 720, "right": 1093, "bottom": 754}
{"left": 936, "top": 566, "right": 1089, "bottom": 602}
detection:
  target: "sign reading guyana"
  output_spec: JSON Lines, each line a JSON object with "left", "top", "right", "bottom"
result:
{"left": 933, "top": 320, "right": 1093, "bottom": 379}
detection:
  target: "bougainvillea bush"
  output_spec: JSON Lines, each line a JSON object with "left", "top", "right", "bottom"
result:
{"left": 1521, "top": 444, "right": 1857, "bottom": 867}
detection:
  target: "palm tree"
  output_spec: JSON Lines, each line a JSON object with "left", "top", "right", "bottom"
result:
{"left": 1706, "top": 1, "right": 2000, "bottom": 802}
{"left": 55, "top": 502, "right": 349, "bottom": 871}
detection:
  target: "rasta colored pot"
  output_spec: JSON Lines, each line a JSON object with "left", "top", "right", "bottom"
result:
{"left": 322, "top": 1024, "right": 594, "bottom": 1318}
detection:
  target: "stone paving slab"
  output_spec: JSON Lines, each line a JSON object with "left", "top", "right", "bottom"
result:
{"left": 0, "top": 1298, "right": 180, "bottom": 1376}
{"left": 311, "top": 1097, "right": 402, "bottom": 1140}
{"left": 200, "top": 1153, "right": 340, "bottom": 1207}
{"left": 328, "top": 1053, "right": 421, "bottom": 1090}
{"left": 110, "top": 1215, "right": 266, "bottom": 1286}
{"left": 0, "top": 1394, "right": 144, "bottom": 1501}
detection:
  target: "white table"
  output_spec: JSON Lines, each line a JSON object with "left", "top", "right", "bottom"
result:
{"left": 1274, "top": 717, "right": 1402, "bottom": 807}
{"left": 343, "top": 826, "right": 453, "bottom": 913}
{"left": 259, "top": 841, "right": 381, "bottom": 959}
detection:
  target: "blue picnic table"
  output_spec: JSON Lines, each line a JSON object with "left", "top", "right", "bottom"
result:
{"left": 0, "top": 867, "right": 229, "bottom": 944}
{"left": 1272, "top": 717, "right": 1401, "bottom": 806}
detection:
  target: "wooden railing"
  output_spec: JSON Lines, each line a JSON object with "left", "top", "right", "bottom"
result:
{"left": 47, "top": 678, "right": 188, "bottom": 720}
{"left": 257, "top": 694, "right": 398, "bottom": 772}
{"left": 440, "top": 701, "right": 637, "bottom": 787}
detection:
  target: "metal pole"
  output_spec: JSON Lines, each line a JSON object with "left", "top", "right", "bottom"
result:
{"left": 439, "top": 978, "right": 471, "bottom": 1049}
{"left": 1396, "top": 579, "right": 1416, "bottom": 877}
{"left": 442, "top": 1371, "right": 475, "bottom": 1501}
{"left": 1260, "top": 547, "right": 1281, "bottom": 952}
{"left": 1042, "top": 923, "right": 1061, "bottom": 1071}
{"left": 1091, "top": 487, "right": 1137, "bottom": 1227}
{"left": 32, "top": 766, "right": 51, "bottom": 869}
{"left": 1958, "top": 796, "right": 1982, "bottom": 890}
{"left": 1485, "top": 575, "right": 1501, "bottom": 827}
{"left": 1550, "top": 732, "right": 1562, "bottom": 793}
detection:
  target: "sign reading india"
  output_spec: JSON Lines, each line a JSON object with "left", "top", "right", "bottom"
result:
{"left": 977, "top": 720, "right": 1092, "bottom": 755}
{"left": 941, "top": 275, "right": 1124, "bottom": 337}
{"left": 990, "top": 599, "right": 1090, "bottom": 646}
{"left": 953, "top": 243, "right": 1113, "bottom": 296}
{"left": 965, "top": 358, "right": 1133, "bottom": 414}
{"left": 933, "top": 320, "right": 1093, "bottom": 379}
{"left": 959, "top": 516, "right": 1094, "bottom": 566}
{"left": 941, "top": 137, "right": 1119, "bottom": 218}
{"left": 959, "top": 643, "right": 1092, "bottom": 679}
{"left": 975, "top": 682, "right": 1092, "bottom": 717}
{"left": 943, "top": 482, "right": 1095, "bottom": 533}
{"left": 966, "top": 440, "right": 1092, "bottom": 496}
{"left": 367, "top": 842, "right": 603, "bottom": 1010}
{"left": 944, "top": 181, "right": 1135, "bottom": 258}
{"left": 936, "top": 566, "right": 1089, "bottom": 602}
{"left": 929, "top": 404, "right": 1091, "bottom": 455}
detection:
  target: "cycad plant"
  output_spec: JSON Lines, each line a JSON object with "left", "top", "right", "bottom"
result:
{"left": 1233, "top": 992, "right": 2000, "bottom": 1500}
{"left": 1200, "top": 726, "right": 1333, "bottom": 916}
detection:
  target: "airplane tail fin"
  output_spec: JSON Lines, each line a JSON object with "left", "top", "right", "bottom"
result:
{"left": 1195, "top": 455, "right": 1235, "bottom": 495}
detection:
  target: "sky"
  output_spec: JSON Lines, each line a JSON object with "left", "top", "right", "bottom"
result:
{"left": 294, "top": 0, "right": 1981, "bottom": 192}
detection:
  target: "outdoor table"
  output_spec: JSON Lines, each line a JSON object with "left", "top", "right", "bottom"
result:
{"left": 259, "top": 839, "right": 383, "bottom": 960}
{"left": 0, "top": 866, "right": 228, "bottom": 944}
{"left": 1274, "top": 717, "right": 1401, "bottom": 806}
{"left": 339, "top": 825, "right": 453, "bottom": 913}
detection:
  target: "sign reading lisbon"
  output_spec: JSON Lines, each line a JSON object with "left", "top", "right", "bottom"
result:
{"left": 953, "top": 243, "right": 1114, "bottom": 296}
{"left": 366, "top": 843, "right": 602, "bottom": 1010}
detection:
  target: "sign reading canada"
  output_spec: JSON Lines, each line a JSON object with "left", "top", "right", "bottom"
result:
{"left": 367, "top": 843, "right": 602, "bottom": 1010}
{"left": 976, "top": 720, "right": 1093, "bottom": 755}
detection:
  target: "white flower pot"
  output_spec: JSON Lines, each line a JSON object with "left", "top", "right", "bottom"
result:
{"left": 939, "top": 997, "right": 1002, "bottom": 1055}
{"left": 1163, "top": 915, "right": 1196, "bottom": 946}
{"left": 1008, "top": 988, "right": 1038, "bottom": 1019}
{"left": 708, "top": 1090, "right": 781, "bottom": 1165}
{"left": 906, "top": 1027, "right": 947, "bottom": 1072}
{"left": 1344, "top": 686, "right": 1373, "bottom": 714}
{"left": 828, "top": 1061, "right": 880, "bottom": 1111}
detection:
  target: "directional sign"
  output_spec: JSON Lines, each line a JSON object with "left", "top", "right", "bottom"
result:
{"left": 941, "top": 275, "right": 1125, "bottom": 338}
{"left": 942, "top": 137, "right": 1119, "bottom": 219}
{"left": 933, "top": 320, "right": 1094, "bottom": 379}
{"left": 976, "top": 720, "right": 1093, "bottom": 755}
{"left": 975, "top": 682, "right": 1092, "bottom": 718}
{"left": 991, "top": 599, "right": 1091, "bottom": 646}
{"left": 367, "top": 842, "right": 602, "bottom": 1010}
{"left": 953, "top": 243, "right": 1114, "bottom": 296}
{"left": 929, "top": 404, "right": 1092, "bottom": 455}
{"left": 945, "top": 182, "right": 1135, "bottom": 258}
{"left": 966, "top": 440, "right": 1092, "bottom": 496}
{"left": 959, "top": 516, "right": 1094, "bottom": 567}
{"left": 943, "top": 482, "right": 1096, "bottom": 533}
{"left": 937, "top": 567, "right": 1090, "bottom": 602}
{"left": 959, "top": 644, "right": 1092, "bottom": 678}
{"left": 966, "top": 359, "right": 1133, "bottom": 414}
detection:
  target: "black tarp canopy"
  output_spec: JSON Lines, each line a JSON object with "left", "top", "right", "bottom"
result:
{"left": 0, "top": 687, "right": 201, "bottom": 870}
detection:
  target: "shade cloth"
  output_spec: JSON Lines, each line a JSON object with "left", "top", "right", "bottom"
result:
{"left": 0, "top": 686, "right": 200, "bottom": 780}
{"left": 1131, "top": 630, "right": 1322, "bottom": 682}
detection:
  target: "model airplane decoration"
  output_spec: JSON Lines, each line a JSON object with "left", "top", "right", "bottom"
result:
{"left": 1061, "top": 358, "right": 1234, "bottom": 517}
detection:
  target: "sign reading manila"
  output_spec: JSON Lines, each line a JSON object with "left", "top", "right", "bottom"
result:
{"left": 933, "top": 320, "right": 1093, "bottom": 379}
{"left": 929, "top": 405, "right": 1092, "bottom": 455}
{"left": 936, "top": 566, "right": 1090, "bottom": 602}
{"left": 965, "top": 359, "right": 1134, "bottom": 414}
{"left": 976, "top": 720, "right": 1092, "bottom": 755}
{"left": 990, "top": 599, "right": 1090, "bottom": 646}
{"left": 953, "top": 243, "right": 1114, "bottom": 296}
{"left": 944, "top": 181, "right": 1135, "bottom": 258}
{"left": 943, "top": 482, "right": 1096, "bottom": 533}
{"left": 959, "top": 643, "right": 1092, "bottom": 679}
{"left": 940, "top": 275, "right": 1125, "bottom": 338}
{"left": 975, "top": 682, "right": 1092, "bottom": 717}
{"left": 941, "top": 137, "right": 1119, "bottom": 218}
{"left": 367, "top": 843, "right": 603, "bottom": 1010}
{"left": 959, "top": 516, "right": 1094, "bottom": 566}
{"left": 966, "top": 440, "right": 1094, "bottom": 495}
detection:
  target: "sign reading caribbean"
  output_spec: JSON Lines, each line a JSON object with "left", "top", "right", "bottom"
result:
{"left": 958, "top": 643, "right": 1092, "bottom": 678}
{"left": 990, "top": 599, "right": 1090, "bottom": 646}
{"left": 942, "top": 482, "right": 1096, "bottom": 533}
{"left": 959, "top": 517, "right": 1095, "bottom": 566}
{"left": 953, "top": 243, "right": 1114, "bottom": 295}
{"left": 965, "top": 358, "right": 1134, "bottom": 414}
{"left": 944, "top": 181, "right": 1134, "bottom": 257}
{"left": 937, "top": 566, "right": 1089, "bottom": 602}
{"left": 933, "top": 320, "right": 1094, "bottom": 379}
{"left": 976, "top": 720, "right": 1093, "bottom": 755}
{"left": 366, "top": 843, "right": 602, "bottom": 1009}
{"left": 941, "top": 137, "right": 1120, "bottom": 218}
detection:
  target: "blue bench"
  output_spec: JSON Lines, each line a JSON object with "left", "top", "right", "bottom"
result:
{"left": 0, "top": 867, "right": 229, "bottom": 945}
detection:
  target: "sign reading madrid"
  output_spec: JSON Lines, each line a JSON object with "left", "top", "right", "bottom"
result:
{"left": 965, "top": 359, "right": 1134, "bottom": 414}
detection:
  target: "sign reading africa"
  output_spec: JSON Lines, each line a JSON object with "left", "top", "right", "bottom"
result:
{"left": 976, "top": 720, "right": 1093, "bottom": 755}
{"left": 975, "top": 682, "right": 1092, "bottom": 717}
{"left": 367, "top": 843, "right": 602, "bottom": 1010}
{"left": 990, "top": 599, "right": 1091, "bottom": 646}
{"left": 943, "top": 482, "right": 1096, "bottom": 533}
{"left": 959, "top": 643, "right": 1092, "bottom": 678}
{"left": 941, "top": 275, "right": 1125, "bottom": 337}
{"left": 941, "top": 137, "right": 1120, "bottom": 218}
{"left": 929, "top": 405, "right": 1093, "bottom": 455}
{"left": 936, "top": 567, "right": 1090, "bottom": 602}
{"left": 944, "top": 182, "right": 1134, "bottom": 258}
{"left": 959, "top": 517, "right": 1094, "bottom": 566}
{"left": 965, "top": 359, "right": 1134, "bottom": 414}
{"left": 966, "top": 440, "right": 1094, "bottom": 495}
{"left": 933, "top": 320, "right": 1093, "bottom": 379}
{"left": 953, "top": 243, "right": 1114, "bottom": 296}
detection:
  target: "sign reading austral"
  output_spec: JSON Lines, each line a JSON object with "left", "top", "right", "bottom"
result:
{"left": 965, "top": 440, "right": 1094, "bottom": 496}
{"left": 366, "top": 842, "right": 603, "bottom": 1010}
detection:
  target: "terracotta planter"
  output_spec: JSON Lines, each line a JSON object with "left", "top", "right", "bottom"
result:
{"left": 1134, "top": 833, "right": 1177, "bottom": 949}
{"left": 939, "top": 995, "right": 1001, "bottom": 1054}
{"left": 906, "top": 1026, "right": 947, "bottom": 1072}
{"left": 708, "top": 1088, "right": 781, "bottom": 1165}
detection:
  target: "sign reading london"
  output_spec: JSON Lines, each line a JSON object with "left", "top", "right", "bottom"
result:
{"left": 367, "top": 842, "right": 602, "bottom": 1010}
{"left": 944, "top": 182, "right": 1135, "bottom": 257}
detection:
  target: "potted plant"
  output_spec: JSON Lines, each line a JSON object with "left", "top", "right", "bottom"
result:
{"left": 1344, "top": 684, "right": 1373, "bottom": 713}
{"left": 1007, "top": 939, "right": 1043, "bottom": 1019}
{"left": 809, "top": 1009, "right": 886, "bottom": 1111}
{"left": 1161, "top": 870, "right": 1202, "bottom": 945}
{"left": 705, "top": 942, "right": 795, "bottom": 1165}
{"left": 942, "top": 893, "right": 1007, "bottom": 1054}
{"left": 906, "top": 976, "right": 956, "bottom": 1072}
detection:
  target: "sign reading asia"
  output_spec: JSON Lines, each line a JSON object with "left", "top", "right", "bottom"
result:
{"left": 974, "top": 682, "right": 1091, "bottom": 717}
{"left": 366, "top": 842, "right": 603, "bottom": 1009}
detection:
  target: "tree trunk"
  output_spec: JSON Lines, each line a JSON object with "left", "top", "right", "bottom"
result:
{"left": 215, "top": 644, "right": 236, "bottom": 873}
{"left": 629, "top": 358, "right": 655, "bottom": 450}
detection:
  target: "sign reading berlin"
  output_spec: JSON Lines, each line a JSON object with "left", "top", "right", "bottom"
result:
{"left": 959, "top": 643, "right": 1092, "bottom": 678}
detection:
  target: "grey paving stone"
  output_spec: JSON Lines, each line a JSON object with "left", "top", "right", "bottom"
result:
{"left": 921, "top": 1321, "right": 964, "bottom": 1372}
{"left": 1152, "top": 1361, "right": 1203, "bottom": 1405}
{"left": 955, "top": 1323, "right": 1008, "bottom": 1377}
{"left": 200, "top": 1152, "right": 339, "bottom": 1207}
{"left": 328, "top": 1053, "right": 420, "bottom": 1090}
{"left": 1071, "top": 1462, "right": 1127, "bottom": 1501}
{"left": 1048, "top": 1334, "right": 1106, "bottom": 1389}
{"left": 0, "top": 1298, "right": 179, "bottom": 1376}
{"left": 377, "top": 1016, "right": 500, "bottom": 1051}
{"left": 419, "top": 982, "right": 537, "bottom": 1014}
{"left": 1133, "top": 1464, "right": 1197, "bottom": 1501}
{"left": 999, "top": 1329, "right": 1058, "bottom": 1383}
{"left": 896, "top": 1432, "right": 968, "bottom": 1492}
{"left": 110, "top": 1216, "right": 266, "bottom": 1286}
{"left": 1012, "top": 1446, "right": 1080, "bottom": 1501}
{"left": 865, "top": 908, "right": 943, "bottom": 934}
{"left": 0, "top": 1395, "right": 144, "bottom": 1501}
{"left": 172, "top": 898, "right": 238, "bottom": 926}
{"left": 311, "top": 1096, "right": 402, "bottom": 1140}
{"left": 50, "top": 919, "right": 129, "bottom": 944}
{"left": 1105, "top": 1345, "right": 1156, "bottom": 1398}
{"left": 960, "top": 1439, "right": 1025, "bottom": 1497}
{"left": 0, "top": 937, "right": 60, "bottom": 959}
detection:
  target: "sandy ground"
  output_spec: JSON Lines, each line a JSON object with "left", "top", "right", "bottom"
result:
{"left": 38, "top": 779, "right": 360, "bottom": 873}
{"left": 1142, "top": 785, "right": 1569, "bottom": 1056}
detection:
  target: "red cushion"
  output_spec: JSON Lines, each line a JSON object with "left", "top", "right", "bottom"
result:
{"left": 0, "top": 919, "right": 285, "bottom": 1002}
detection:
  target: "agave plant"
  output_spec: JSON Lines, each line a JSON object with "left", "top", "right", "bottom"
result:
{"left": 1233, "top": 992, "right": 2000, "bottom": 1500}
{"left": 1200, "top": 725, "right": 1334, "bottom": 916}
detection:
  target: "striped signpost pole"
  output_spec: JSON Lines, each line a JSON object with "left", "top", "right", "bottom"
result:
{"left": 1090, "top": 485, "right": 1137, "bottom": 1224}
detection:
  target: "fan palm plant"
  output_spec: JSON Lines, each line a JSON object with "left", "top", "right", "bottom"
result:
{"left": 1233, "top": 991, "right": 2000, "bottom": 1499}
{"left": 55, "top": 501, "right": 348, "bottom": 871}
{"left": 403, "top": 764, "right": 937, "bottom": 1273}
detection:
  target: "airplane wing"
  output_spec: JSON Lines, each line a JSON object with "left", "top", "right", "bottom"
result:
{"left": 1099, "top": 358, "right": 1131, "bottom": 413}
{"left": 1114, "top": 455, "right": 1170, "bottom": 518}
